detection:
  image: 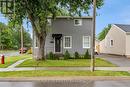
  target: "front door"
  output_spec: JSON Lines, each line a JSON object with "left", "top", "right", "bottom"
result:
{"left": 55, "top": 37, "right": 61, "bottom": 53}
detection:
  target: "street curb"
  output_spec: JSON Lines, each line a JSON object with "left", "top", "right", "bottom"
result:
{"left": 0, "top": 76, "right": 130, "bottom": 81}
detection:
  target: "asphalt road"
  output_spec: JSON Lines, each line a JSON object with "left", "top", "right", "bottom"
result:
{"left": 0, "top": 52, "right": 19, "bottom": 57}
{"left": 0, "top": 80, "right": 130, "bottom": 87}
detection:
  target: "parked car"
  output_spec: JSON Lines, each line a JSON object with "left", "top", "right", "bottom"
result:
{"left": 19, "top": 47, "right": 28, "bottom": 54}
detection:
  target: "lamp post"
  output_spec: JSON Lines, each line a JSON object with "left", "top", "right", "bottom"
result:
{"left": 91, "top": 0, "right": 96, "bottom": 72}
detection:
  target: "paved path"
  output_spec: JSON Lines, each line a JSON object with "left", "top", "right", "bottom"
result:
{"left": 0, "top": 58, "right": 29, "bottom": 72}
{"left": 0, "top": 80, "right": 130, "bottom": 87}
{"left": 0, "top": 66, "right": 130, "bottom": 72}
{"left": 7, "top": 58, "right": 29, "bottom": 68}
{"left": 96, "top": 54, "right": 130, "bottom": 67}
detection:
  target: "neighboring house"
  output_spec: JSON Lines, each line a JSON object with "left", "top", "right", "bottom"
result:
{"left": 34, "top": 16, "right": 93, "bottom": 57}
{"left": 95, "top": 39, "right": 100, "bottom": 54}
{"left": 100, "top": 24, "right": 130, "bottom": 58}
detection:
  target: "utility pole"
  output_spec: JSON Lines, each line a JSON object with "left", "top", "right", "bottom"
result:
{"left": 21, "top": 25, "right": 24, "bottom": 54}
{"left": 91, "top": 0, "right": 96, "bottom": 72}
{"left": 32, "top": 29, "right": 35, "bottom": 58}
{"left": 0, "top": 28, "right": 1, "bottom": 50}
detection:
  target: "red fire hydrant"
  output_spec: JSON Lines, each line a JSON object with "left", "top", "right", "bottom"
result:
{"left": 1, "top": 55, "right": 5, "bottom": 64}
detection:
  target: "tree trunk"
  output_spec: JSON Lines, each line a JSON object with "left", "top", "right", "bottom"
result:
{"left": 28, "top": 14, "right": 47, "bottom": 60}
{"left": 36, "top": 33, "right": 46, "bottom": 60}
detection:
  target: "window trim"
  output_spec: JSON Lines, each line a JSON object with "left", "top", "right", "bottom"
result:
{"left": 110, "top": 39, "right": 114, "bottom": 47}
{"left": 74, "top": 19, "right": 82, "bottom": 26}
{"left": 63, "top": 36, "right": 72, "bottom": 49}
{"left": 83, "top": 36, "right": 91, "bottom": 48}
{"left": 47, "top": 19, "right": 52, "bottom": 25}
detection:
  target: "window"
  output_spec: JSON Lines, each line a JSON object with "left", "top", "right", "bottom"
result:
{"left": 83, "top": 36, "right": 90, "bottom": 48}
{"left": 63, "top": 36, "right": 72, "bottom": 49}
{"left": 47, "top": 19, "right": 51, "bottom": 25}
{"left": 110, "top": 40, "right": 114, "bottom": 47}
{"left": 74, "top": 19, "right": 82, "bottom": 26}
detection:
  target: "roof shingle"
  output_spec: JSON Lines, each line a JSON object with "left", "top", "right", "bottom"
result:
{"left": 115, "top": 24, "right": 130, "bottom": 32}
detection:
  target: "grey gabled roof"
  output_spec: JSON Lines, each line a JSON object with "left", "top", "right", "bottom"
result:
{"left": 115, "top": 24, "right": 130, "bottom": 32}
{"left": 47, "top": 16, "right": 93, "bottom": 19}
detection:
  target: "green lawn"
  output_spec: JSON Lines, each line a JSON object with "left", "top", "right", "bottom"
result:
{"left": 17, "top": 58, "right": 116, "bottom": 67}
{"left": 0, "top": 70, "right": 129, "bottom": 77}
{"left": 0, "top": 54, "right": 31, "bottom": 68}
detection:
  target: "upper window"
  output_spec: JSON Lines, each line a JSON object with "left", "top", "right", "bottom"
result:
{"left": 110, "top": 40, "right": 114, "bottom": 47}
{"left": 83, "top": 36, "right": 90, "bottom": 48}
{"left": 74, "top": 19, "right": 82, "bottom": 26}
{"left": 63, "top": 36, "right": 72, "bottom": 49}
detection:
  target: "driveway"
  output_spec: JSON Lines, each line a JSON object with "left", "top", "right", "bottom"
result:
{"left": 97, "top": 54, "right": 130, "bottom": 67}
{"left": 0, "top": 80, "right": 130, "bottom": 87}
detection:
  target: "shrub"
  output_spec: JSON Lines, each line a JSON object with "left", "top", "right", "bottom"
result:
{"left": 64, "top": 50, "right": 71, "bottom": 60}
{"left": 54, "top": 54, "right": 62, "bottom": 60}
{"left": 84, "top": 50, "right": 91, "bottom": 59}
{"left": 74, "top": 52, "right": 80, "bottom": 59}
{"left": 47, "top": 52, "right": 54, "bottom": 60}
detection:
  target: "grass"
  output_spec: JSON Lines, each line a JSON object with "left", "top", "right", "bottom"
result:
{"left": 17, "top": 58, "right": 116, "bottom": 67}
{"left": 0, "top": 70, "right": 129, "bottom": 77}
{"left": 0, "top": 54, "right": 31, "bottom": 68}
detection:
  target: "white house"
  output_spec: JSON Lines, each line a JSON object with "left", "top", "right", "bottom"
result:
{"left": 100, "top": 24, "right": 130, "bottom": 58}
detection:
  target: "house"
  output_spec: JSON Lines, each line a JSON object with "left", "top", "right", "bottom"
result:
{"left": 100, "top": 24, "right": 130, "bottom": 58}
{"left": 95, "top": 39, "right": 100, "bottom": 54}
{"left": 33, "top": 16, "right": 93, "bottom": 56}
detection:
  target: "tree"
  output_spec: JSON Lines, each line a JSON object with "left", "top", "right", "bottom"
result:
{"left": 0, "top": 0, "right": 104, "bottom": 60}
{"left": 0, "top": 22, "right": 32, "bottom": 49}
{"left": 11, "top": 26, "right": 32, "bottom": 49}
{"left": 0, "top": 22, "right": 12, "bottom": 49}
{"left": 98, "top": 24, "right": 111, "bottom": 41}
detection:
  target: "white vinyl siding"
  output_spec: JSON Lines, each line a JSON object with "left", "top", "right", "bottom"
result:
{"left": 63, "top": 36, "right": 72, "bottom": 49}
{"left": 83, "top": 36, "right": 90, "bottom": 48}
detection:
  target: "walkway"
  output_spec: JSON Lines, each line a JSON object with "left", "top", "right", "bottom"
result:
{"left": 7, "top": 58, "right": 29, "bottom": 68}
{"left": 0, "top": 67, "right": 130, "bottom": 72}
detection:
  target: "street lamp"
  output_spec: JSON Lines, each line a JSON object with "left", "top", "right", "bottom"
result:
{"left": 91, "top": 0, "right": 96, "bottom": 72}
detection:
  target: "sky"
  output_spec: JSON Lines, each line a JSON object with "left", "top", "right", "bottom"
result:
{"left": 0, "top": 0, "right": 130, "bottom": 35}
{"left": 96, "top": 0, "right": 130, "bottom": 34}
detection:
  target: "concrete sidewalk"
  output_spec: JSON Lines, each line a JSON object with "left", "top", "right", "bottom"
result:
{"left": 0, "top": 66, "right": 130, "bottom": 72}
